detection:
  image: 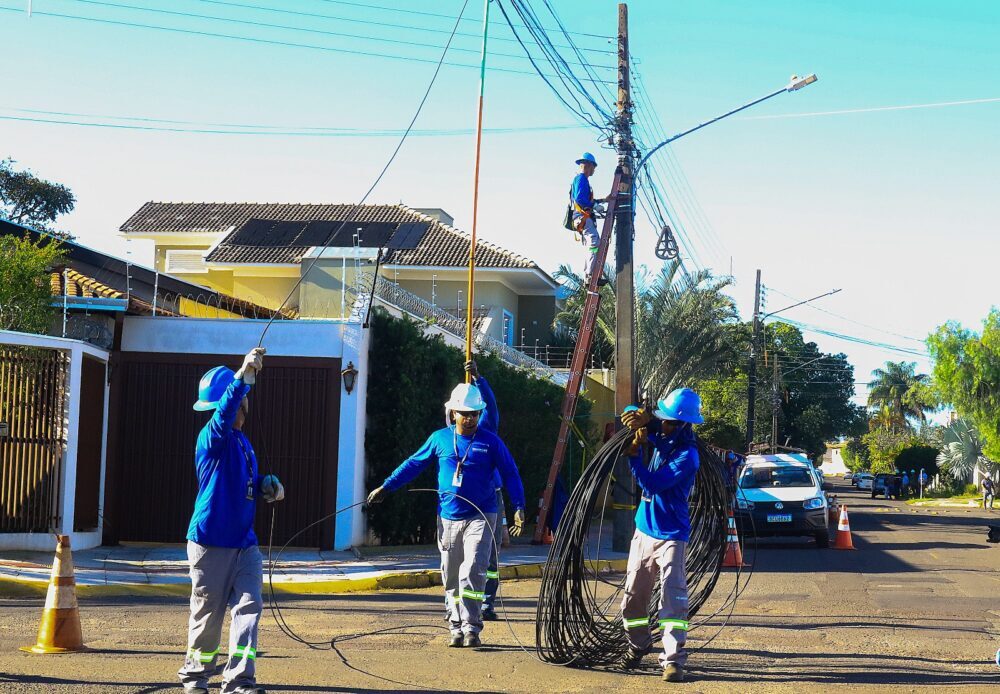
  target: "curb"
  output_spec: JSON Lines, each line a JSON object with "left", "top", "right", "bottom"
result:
{"left": 0, "top": 558, "right": 629, "bottom": 599}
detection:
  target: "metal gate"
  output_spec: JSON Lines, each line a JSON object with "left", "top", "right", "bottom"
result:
{"left": 109, "top": 353, "right": 341, "bottom": 549}
{"left": 0, "top": 346, "right": 68, "bottom": 533}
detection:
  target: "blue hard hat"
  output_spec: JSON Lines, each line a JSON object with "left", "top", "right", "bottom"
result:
{"left": 193, "top": 365, "right": 236, "bottom": 411}
{"left": 653, "top": 387, "right": 704, "bottom": 424}
{"left": 575, "top": 152, "right": 598, "bottom": 166}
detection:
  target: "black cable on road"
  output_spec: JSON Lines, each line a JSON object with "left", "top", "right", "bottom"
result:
{"left": 535, "top": 427, "right": 740, "bottom": 667}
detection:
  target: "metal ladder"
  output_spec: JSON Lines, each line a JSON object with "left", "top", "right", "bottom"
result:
{"left": 533, "top": 169, "right": 624, "bottom": 543}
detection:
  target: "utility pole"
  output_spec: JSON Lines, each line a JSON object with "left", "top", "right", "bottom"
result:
{"left": 771, "top": 355, "right": 779, "bottom": 453}
{"left": 745, "top": 269, "right": 761, "bottom": 453}
{"left": 611, "top": 2, "right": 636, "bottom": 552}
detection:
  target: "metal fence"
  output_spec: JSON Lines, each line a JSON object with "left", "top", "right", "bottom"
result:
{"left": 0, "top": 346, "right": 68, "bottom": 533}
{"left": 373, "top": 277, "right": 568, "bottom": 386}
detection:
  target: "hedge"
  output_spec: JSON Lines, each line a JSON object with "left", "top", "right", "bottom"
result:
{"left": 364, "top": 309, "right": 592, "bottom": 545}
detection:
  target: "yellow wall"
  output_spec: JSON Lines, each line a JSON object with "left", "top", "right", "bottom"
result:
{"left": 232, "top": 276, "right": 299, "bottom": 312}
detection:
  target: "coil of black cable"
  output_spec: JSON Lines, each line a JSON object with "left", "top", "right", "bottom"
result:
{"left": 535, "top": 427, "right": 732, "bottom": 666}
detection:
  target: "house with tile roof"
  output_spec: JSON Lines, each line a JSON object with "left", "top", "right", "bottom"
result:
{"left": 120, "top": 202, "right": 559, "bottom": 346}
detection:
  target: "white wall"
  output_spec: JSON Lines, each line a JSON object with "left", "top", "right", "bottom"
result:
{"left": 0, "top": 331, "right": 109, "bottom": 551}
{"left": 122, "top": 317, "right": 369, "bottom": 549}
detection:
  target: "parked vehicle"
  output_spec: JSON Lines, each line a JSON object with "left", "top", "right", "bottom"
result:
{"left": 855, "top": 473, "right": 875, "bottom": 491}
{"left": 735, "top": 454, "right": 830, "bottom": 548}
{"left": 872, "top": 473, "right": 901, "bottom": 499}
{"left": 843, "top": 472, "right": 854, "bottom": 481}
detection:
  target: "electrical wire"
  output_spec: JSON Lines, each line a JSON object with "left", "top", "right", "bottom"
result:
{"left": 255, "top": 0, "right": 470, "bottom": 345}
{"left": 535, "top": 427, "right": 747, "bottom": 667}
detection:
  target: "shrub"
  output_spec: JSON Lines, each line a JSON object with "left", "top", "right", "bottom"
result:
{"left": 364, "top": 309, "right": 590, "bottom": 545}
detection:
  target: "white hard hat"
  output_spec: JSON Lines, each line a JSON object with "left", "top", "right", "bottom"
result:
{"left": 444, "top": 383, "right": 487, "bottom": 413}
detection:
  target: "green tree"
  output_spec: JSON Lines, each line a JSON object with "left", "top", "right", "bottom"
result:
{"left": 554, "top": 259, "right": 739, "bottom": 401}
{"left": 935, "top": 419, "right": 995, "bottom": 481}
{"left": 0, "top": 159, "right": 75, "bottom": 236}
{"left": 867, "top": 361, "right": 933, "bottom": 428}
{"left": 0, "top": 235, "right": 65, "bottom": 333}
{"left": 928, "top": 310, "right": 1000, "bottom": 460}
{"left": 894, "top": 445, "right": 939, "bottom": 478}
{"left": 842, "top": 437, "right": 870, "bottom": 472}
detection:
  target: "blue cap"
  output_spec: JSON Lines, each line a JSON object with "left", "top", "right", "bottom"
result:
{"left": 193, "top": 365, "right": 236, "bottom": 411}
{"left": 575, "top": 152, "right": 598, "bottom": 166}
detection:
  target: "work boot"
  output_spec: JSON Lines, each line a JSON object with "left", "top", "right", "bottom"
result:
{"left": 229, "top": 687, "right": 267, "bottom": 694}
{"left": 448, "top": 633, "right": 464, "bottom": 648}
{"left": 663, "top": 664, "right": 685, "bottom": 682}
{"left": 619, "top": 646, "right": 645, "bottom": 669}
{"left": 182, "top": 688, "right": 208, "bottom": 694}
{"left": 481, "top": 607, "right": 498, "bottom": 621}
{"left": 462, "top": 633, "right": 482, "bottom": 648}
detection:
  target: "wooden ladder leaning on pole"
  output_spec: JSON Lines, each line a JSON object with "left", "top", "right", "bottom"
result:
{"left": 533, "top": 168, "right": 624, "bottom": 544}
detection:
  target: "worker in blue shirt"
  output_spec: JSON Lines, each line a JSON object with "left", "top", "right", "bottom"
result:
{"left": 568, "top": 152, "right": 614, "bottom": 280}
{"left": 464, "top": 359, "right": 509, "bottom": 621}
{"left": 178, "top": 348, "right": 285, "bottom": 694}
{"left": 367, "top": 381, "right": 526, "bottom": 648}
{"left": 619, "top": 387, "right": 703, "bottom": 683}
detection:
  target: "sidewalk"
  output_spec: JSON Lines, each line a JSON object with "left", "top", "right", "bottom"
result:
{"left": 0, "top": 534, "right": 628, "bottom": 598}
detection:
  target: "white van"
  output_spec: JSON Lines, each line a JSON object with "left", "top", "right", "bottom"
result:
{"left": 735, "top": 454, "right": 830, "bottom": 548}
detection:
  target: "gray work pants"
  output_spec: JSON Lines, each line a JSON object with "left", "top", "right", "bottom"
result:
{"left": 438, "top": 513, "right": 496, "bottom": 636}
{"left": 621, "top": 530, "right": 689, "bottom": 668}
{"left": 483, "top": 492, "right": 505, "bottom": 611}
{"left": 178, "top": 541, "right": 263, "bottom": 693}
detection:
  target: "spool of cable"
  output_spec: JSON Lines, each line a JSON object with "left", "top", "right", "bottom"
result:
{"left": 535, "top": 427, "right": 733, "bottom": 666}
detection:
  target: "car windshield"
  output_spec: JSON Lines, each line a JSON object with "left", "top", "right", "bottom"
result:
{"left": 740, "top": 467, "right": 815, "bottom": 489}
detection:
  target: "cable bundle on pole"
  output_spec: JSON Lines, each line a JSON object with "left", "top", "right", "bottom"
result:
{"left": 535, "top": 427, "right": 733, "bottom": 666}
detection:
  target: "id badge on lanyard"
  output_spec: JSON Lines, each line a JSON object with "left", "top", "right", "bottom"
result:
{"left": 237, "top": 436, "right": 255, "bottom": 500}
{"left": 452, "top": 430, "right": 475, "bottom": 488}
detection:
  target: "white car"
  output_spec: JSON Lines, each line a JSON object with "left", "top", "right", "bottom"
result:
{"left": 855, "top": 473, "right": 875, "bottom": 491}
{"left": 735, "top": 454, "right": 830, "bottom": 548}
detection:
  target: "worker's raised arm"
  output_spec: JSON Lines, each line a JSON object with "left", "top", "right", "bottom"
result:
{"left": 629, "top": 446, "right": 699, "bottom": 495}
{"left": 467, "top": 363, "right": 499, "bottom": 433}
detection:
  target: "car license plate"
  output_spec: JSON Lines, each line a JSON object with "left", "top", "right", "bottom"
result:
{"left": 767, "top": 514, "right": 792, "bottom": 523}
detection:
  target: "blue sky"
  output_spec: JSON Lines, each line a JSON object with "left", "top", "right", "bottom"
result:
{"left": 2, "top": 0, "right": 999, "bottom": 407}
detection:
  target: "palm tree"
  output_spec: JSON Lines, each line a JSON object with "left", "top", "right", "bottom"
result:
{"left": 936, "top": 419, "right": 997, "bottom": 481}
{"left": 867, "top": 361, "right": 932, "bottom": 428}
{"left": 553, "top": 259, "right": 738, "bottom": 401}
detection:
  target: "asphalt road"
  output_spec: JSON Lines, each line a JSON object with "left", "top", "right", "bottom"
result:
{"left": 0, "top": 479, "right": 998, "bottom": 693}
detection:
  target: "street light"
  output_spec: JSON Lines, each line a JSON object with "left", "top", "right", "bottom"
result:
{"left": 637, "top": 73, "right": 819, "bottom": 173}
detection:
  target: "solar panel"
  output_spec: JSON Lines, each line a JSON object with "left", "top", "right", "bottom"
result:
{"left": 232, "top": 218, "right": 276, "bottom": 245}
{"left": 387, "top": 222, "right": 430, "bottom": 250}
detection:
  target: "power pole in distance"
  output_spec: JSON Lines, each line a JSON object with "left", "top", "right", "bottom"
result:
{"left": 744, "top": 269, "right": 762, "bottom": 453}
{"left": 772, "top": 353, "right": 779, "bottom": 453}
{"left": 611, "top": 2, "right": 637, "bottom": 553}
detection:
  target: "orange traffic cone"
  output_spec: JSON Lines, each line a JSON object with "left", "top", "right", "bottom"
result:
{"left": 722, "top": 510, "right": 748, "bottom": 568}
{"left": 542, "top": 526, "right": 554, "bottom": 545}
{"left": 833, "top": 504, "right": 855, "bottom": 550}
{"left": 21, "top": 535, "right": 87, "bottom": 653}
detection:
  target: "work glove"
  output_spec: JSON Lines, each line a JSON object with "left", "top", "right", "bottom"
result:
{"left": 464, "top": 359, "right": 479, "bottom": 380}
{"left": 237, "top": 347, "right": 265, "bottom": 385}
{"left": 366, "top": 486, "right": 386, "bottom": 506}
{"left": 261, "top": 474, "right": 285, "bottom": 503}
{"left": 627, "top": 428, "right": 649, "bottom": 456}
{"left": 621, "top": 406, "right": 651, "bottom": 432}
{"left": 509, "top": 508, "right": 526, "bottom": 537}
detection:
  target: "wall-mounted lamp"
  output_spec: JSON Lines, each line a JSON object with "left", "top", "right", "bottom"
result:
{"left": 341, "top": 361, "right": 359, "bottom": 395}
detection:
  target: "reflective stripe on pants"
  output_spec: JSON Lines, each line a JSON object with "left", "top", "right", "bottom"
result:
{"left": 620, "top": 530, "right": 689, "bottom": 667}
{"left": 439, "top": 513, "right": 496, "bottom": 636}
{"left": 178, "top": 542, "right": 263, "bottom": 693}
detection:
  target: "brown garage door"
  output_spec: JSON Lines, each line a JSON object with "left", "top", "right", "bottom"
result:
{"left": 107, "top": 353, "right": 341, "bottom": 549}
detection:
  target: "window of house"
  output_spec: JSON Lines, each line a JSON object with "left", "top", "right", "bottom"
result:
{"left": 165, "top": 250, "right": 208, "bottom": 274}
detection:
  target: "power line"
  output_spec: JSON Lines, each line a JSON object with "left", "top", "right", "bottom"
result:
{"left": 0, "top": 3, "right": 590, "bottom": 78}
{"left": 60, "top": 0, "right": 616, "bottom": 70}
{"left": 0, "top": 106, "right": 585, "bottom": 137}
{"left": 771, "top": 316, "right": 929, "bottom": 358}
{"left": 740, "top": 96, "right": 1000, "bottom": 121}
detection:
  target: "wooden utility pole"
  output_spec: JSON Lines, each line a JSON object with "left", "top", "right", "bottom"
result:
{"left": 744, "top": 269, "right": 761, "bottom": 452}
{"left": 611, "top": 2, "right": 636, "bottom": 552}
{"left": 771, "top": 354, "right": 779, "bottom": 453}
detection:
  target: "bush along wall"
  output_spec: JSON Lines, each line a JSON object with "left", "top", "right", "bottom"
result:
{"left": 364, "top": 308, "right": 590, "bottom": 545}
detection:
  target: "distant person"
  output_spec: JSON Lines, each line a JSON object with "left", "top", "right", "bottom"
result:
{"left": 566, "top": 152, "right": 614, "bottom": 282}
{"left": 891, "top": 475, "right": 902, "bottom": 500}
{"left": 901, "top": 472, "right": 910, "bottom": 498}
{"left": 983, "top": 477, "right": 995, "bottom": 511}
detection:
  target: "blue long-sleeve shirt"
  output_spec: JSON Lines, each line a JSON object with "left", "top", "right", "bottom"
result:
{"left": 187, "top": 377, "right": 262, "bottom": 549}
{"left": 628, "top": 423, "right": 700, "bottom": 542}
{"left": 382, "top": 425, "right": 526, "bottom": 521}
{"left": 571, "top": 173, "right": 595, "bottom": 212}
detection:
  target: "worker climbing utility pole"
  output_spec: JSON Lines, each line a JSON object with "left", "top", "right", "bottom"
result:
{"left": 744, "top": 269, "right": 762, "bottom": 452}
{"left": 612, "top": 2, "right": 637, "bottom": 552}
{"left": 464, "top": 0, "right": 490, "bottom": 379}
